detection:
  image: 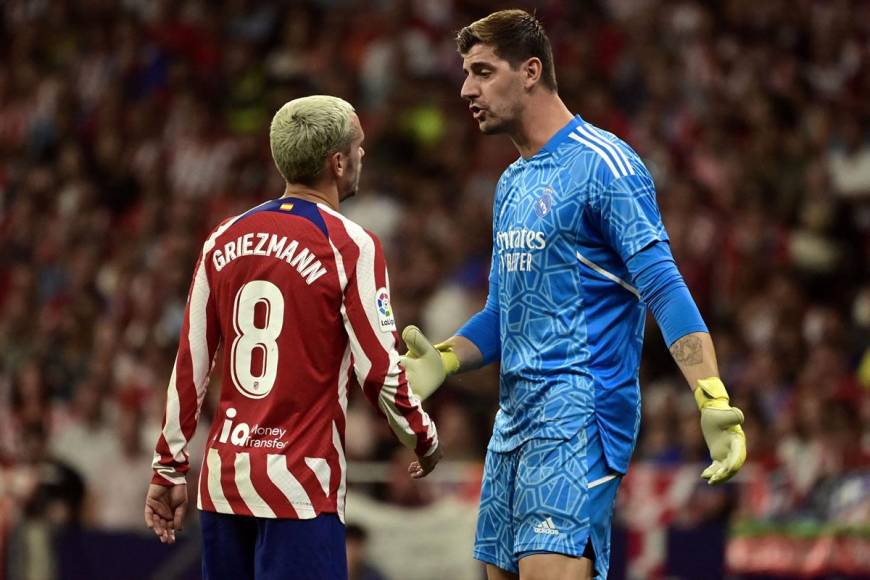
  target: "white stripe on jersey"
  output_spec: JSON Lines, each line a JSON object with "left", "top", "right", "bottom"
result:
{"left": 337, "top": 345, "right": 351, "bottom": 417}
{"left": 576, "top": 251, "right": 641, "bottom": 299}
{"left": 588, "top": 124, "right": 636, "bottom": 175}
{"left": 235, "top": 453, "right": 276, "bottom": 517}
{"left": 569, "top": 132, "right": 621, "bottom": 178}
{"left": 188, "top": 258, "right": 211, "bottom": 408}
{"left": 576, "top": 124, "right": 634, "bottom": 176}
{"left": 153, "top": 356, "right": 186, "bottom": 484}
{"left": 587, "top": 473, "right": 618, "bottom": 489}
{"left": 197, "top": 468, "right": 203, "bottom": 510}
{"left": 328, "top": 238, "right": 349, "bottom": 292}
{"left": 327, "top": 233, "right": 353, "bottom": 521}
{"left": 206, "top": 449, "right": 229, "bottom": 509}
{"left": 304, "top": 457, "right": 331, "bottom": 497}
{"left": 329, "top": 237, "right": 353, "bottom": 419}
{"left": 332, "top": 421, "right": 347, "bottom": 523}
{"left": 266, "top": 454, "right": 316, "bottom": 518}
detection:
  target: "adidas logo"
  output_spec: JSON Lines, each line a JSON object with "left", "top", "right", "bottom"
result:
{"left": 533, "top": 517, "right": 560, "bottom": 535}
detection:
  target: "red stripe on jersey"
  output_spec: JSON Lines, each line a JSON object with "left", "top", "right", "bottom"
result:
{"left": 248, "top": 454, "right": 297, "bottom": 517}
{"left": 153, "top": 432, "right": 179, "bottom": 474}
{"left": 219, "top": 449, "right": 252, "bottom": 517}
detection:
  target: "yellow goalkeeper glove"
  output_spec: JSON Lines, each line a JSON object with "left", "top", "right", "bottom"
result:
{"left": 694, "top": 377, "right": 747, "bottom": 484}
{"left": 399, "top": 326, "right": 459, "bottom": 400}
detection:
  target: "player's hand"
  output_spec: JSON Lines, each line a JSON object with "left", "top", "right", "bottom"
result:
{"left": 145, "top": 483, "right": 188, "bottom": 544}
{"left": 409, "top": 444, "right": 442, "bottom": 479}
{"left": 694, "top": 378, "right": 747, "bottom": 485}
{"left": 399, "top": 326, "right": 458, "bottom": 400}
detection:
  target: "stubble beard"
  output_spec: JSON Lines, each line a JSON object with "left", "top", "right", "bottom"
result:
{"left": 479, "top": 104, "right": 520, "bottom": 136}
{"left": 339, "top": 171, "right": 360, "bottom": 201}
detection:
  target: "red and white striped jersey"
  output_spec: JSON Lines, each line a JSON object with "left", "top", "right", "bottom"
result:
{"left": 152, "top": 196, "right": 438, "bottom": 521}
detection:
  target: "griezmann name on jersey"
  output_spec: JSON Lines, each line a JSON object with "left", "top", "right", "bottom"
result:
{"left": 152, "top": 197, "right": 437, "bottom": 521}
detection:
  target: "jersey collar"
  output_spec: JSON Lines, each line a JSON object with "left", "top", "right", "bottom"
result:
{"left": 534, "top": 114, "right": 584, "bottom": 159}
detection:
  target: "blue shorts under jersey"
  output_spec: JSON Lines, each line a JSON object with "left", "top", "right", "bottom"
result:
{"left": 474, "top": 420, "right": 620, "bottom": 578}
{"left": 200, "top": 511, "right": 346, "bottom": 580}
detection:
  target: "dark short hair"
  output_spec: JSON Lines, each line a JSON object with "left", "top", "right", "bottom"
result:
{"left": 456, "top": 9, "right": 557, "bottom": 92}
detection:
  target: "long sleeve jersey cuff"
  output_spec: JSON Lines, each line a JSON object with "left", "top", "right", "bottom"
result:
{"left": 627, "top": 241, "right": 708, "bottom": 347}
{"left": 456, "top": 305, "right": 500, "bottom": 365}
{"left": 151, "top": 468, "right": 186, "bottom": 487}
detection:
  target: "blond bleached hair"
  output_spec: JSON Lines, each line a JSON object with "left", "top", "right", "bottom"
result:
{"left": 269, "top": 95, "right": 356, "bottom": 185}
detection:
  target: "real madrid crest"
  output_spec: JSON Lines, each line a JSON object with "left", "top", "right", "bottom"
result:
{"left": 535, "top": 187, "right": 554, "bottom": 218}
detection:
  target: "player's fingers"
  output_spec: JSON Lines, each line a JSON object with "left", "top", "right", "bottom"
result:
{"left": 151, "top": 515, "right": 167, "bottom": 538}
{"left": 402, "top": 326, "right": 435, "bottom": 358}
{"left": 173, "top": 504, "right": 187, "bottom": 532}
{"left": 146, "top": 496, "right": 173, "bottom": 520}
{"left": 710, "top": 439, "right": 745, "bottom": 485}
{"left": 158, "top": 519, "right": 174, "bottom": 543}
{"left": 402, "top": 326, "right": 423, "bottom": 356}
{"left": 708, "top": 464, "right": 732, "bottom": 485}
{"left": 724, "top": 440, "right": 742, "bottom": 473}
{"left": 701, "top": 461, "right": 719, "bottom": 480}
{"left": 433, "top": 341, "right": 454, "bottom": 352}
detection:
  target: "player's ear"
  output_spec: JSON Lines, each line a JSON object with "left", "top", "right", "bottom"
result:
{"left": 328, "top": 150, "right": 345, "bottom": 179}
{"left": 522, "top": 57, "right": 543, "bottom": 90}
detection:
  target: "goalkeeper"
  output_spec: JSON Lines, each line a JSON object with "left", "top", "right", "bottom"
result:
{"left": 401, "top": 9, "right": 746, "bottom": 580}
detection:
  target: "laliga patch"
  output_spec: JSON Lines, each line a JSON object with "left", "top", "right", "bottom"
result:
{"left": 375, "top": 287, "right": 396, "bottom": 332}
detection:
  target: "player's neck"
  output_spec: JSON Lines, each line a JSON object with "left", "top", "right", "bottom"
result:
{"left": 281, "top": 183, "right": 340, "bottom": 211}
{"left": 511, "top": 93, "right": 574, "bottom": 159}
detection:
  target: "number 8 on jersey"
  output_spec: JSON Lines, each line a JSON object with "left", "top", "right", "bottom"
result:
{"left": 231, "top": 280, "right": 284, "bottom": 399}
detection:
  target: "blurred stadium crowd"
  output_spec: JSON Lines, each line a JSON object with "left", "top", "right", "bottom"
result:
{"left": 0, "top": 0, "right": 868, "bottom": 576}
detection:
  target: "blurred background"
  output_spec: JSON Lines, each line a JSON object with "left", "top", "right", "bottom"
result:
{"left": 0, "top": 0, "right": 868, "bottom": 579}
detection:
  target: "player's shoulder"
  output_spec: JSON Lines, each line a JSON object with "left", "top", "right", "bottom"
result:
{"left": 494, "top": 159, "right": 526, "bottom": 207}
{"left": 499, "top": 158, "right": 525, "bottom": 188}
{"left": 200, "top": 206, "right": 259, "bottom": 254}
{"left": 316, "top": 203, "right": 381, "bottom": 253}
{"left": 562, "top": 120, "right": 651, "bottom": 191}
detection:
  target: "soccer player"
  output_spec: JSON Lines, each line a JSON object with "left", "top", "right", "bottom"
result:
{"left": 144, "top": 96, "right": 440, "bottom": 580}
{"left": 400, "top": 10, "right": 746, "bottom": 580}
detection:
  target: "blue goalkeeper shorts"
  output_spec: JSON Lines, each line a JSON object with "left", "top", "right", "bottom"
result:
{"left": 473, "top": 420, "right": 622, "bottom": 578}
{"left": 200, "top": 511, "right": 346, "bottom": 580}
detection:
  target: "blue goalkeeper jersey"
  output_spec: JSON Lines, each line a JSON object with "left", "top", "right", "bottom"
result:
{"left": 481, "top": 115, "right": 668, "bottom": 473}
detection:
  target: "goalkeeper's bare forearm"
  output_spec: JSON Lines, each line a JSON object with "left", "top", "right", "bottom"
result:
{"left": 668, "top": 331, "right": 721, "bottom": 394}
{"left": 435, "top": 335, "right": 484, "bottom": 373}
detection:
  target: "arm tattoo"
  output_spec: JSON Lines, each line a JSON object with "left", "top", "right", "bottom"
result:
{"left": 670, "top": 335, "right": 703, "bottom": 365}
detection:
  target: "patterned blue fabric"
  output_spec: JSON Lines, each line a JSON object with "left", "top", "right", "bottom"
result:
{"left": 482, "top": 115, "right": 669, "bottom": 473}
{"left": 473, "top": 420, "right": 620, "bottom": 577}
